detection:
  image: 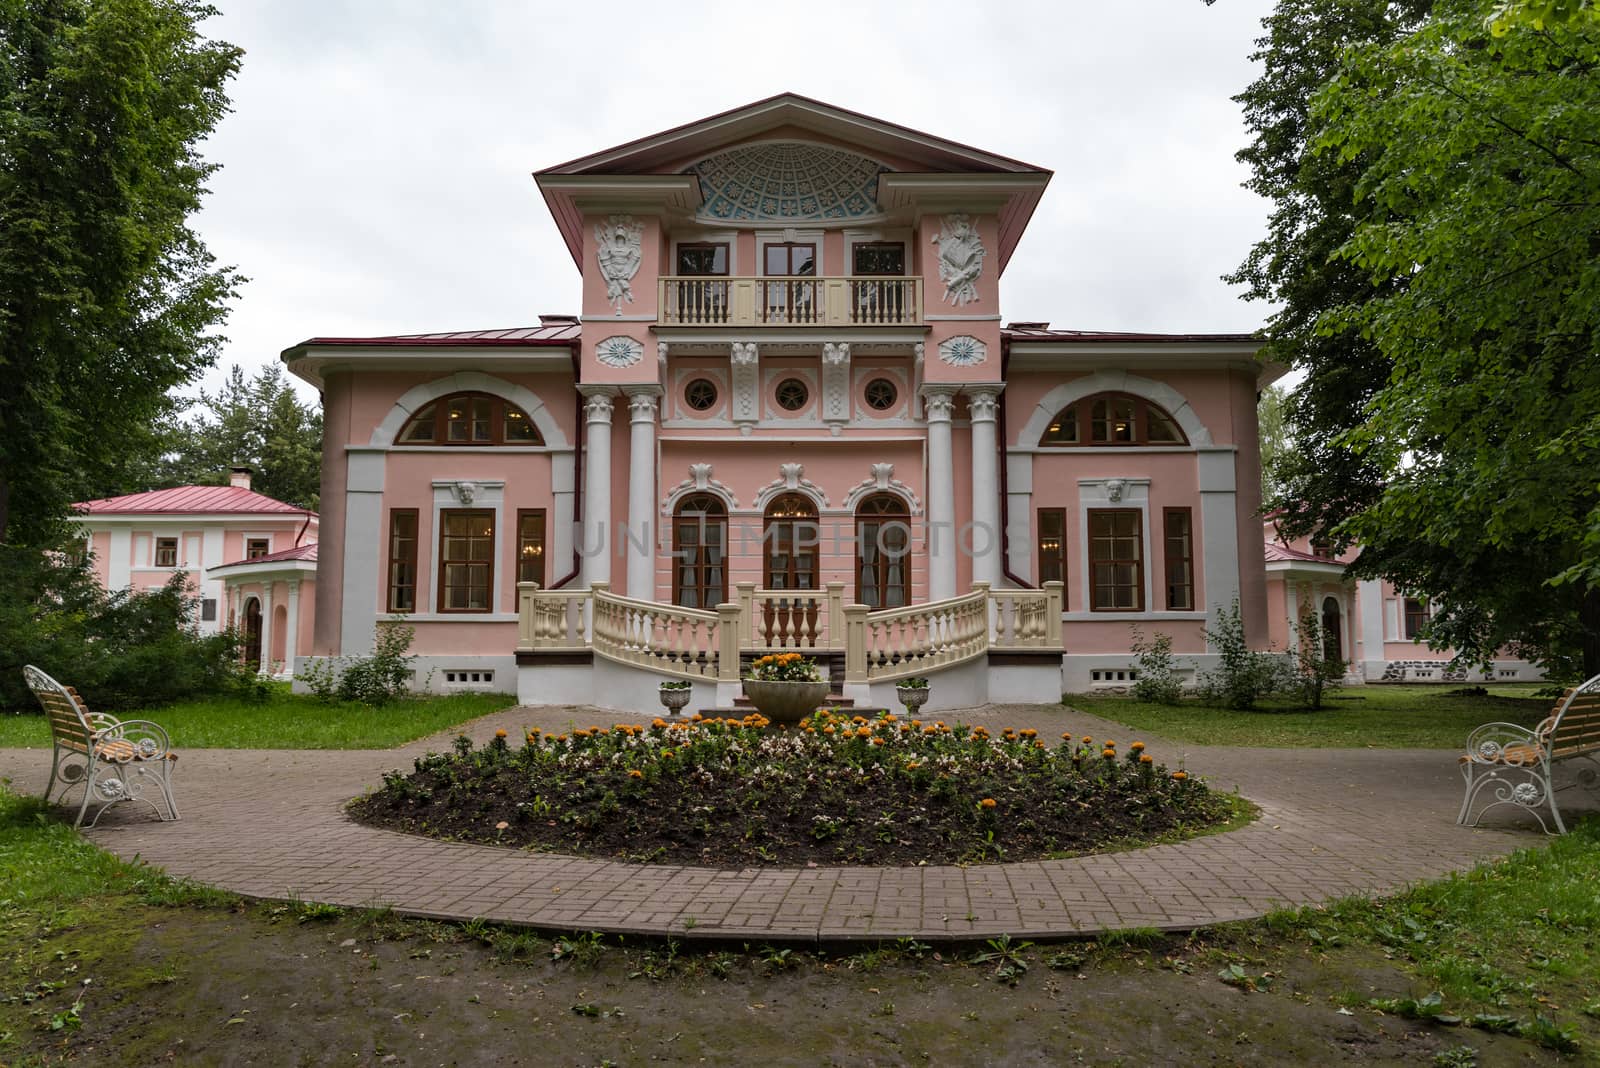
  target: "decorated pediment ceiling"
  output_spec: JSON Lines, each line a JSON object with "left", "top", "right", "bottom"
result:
{"left": 687, "top": 141, "right": 886, "bottom": 222}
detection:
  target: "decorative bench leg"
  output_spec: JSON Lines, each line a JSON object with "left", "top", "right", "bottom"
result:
{"left": 1458, "top": 762, "right": 1563, "bottom": 835}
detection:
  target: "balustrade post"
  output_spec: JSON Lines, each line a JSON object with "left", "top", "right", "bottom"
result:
{"left": 1044, "top": 580, "right": 1064, "bottom": 647}
{"left": 716, "top": 602, "right": 742, "bottom": 708}
{"left": 736, "top": 581, "right": 756, "bottom": 645}
{"left": 517, "top": 581, "right": 539, "bottom": 651}
{"left": 842, "top": 604, "right": 870, "bottom": 707}
{"left": 825, "top": 582, "right": 845, "bottom": 649}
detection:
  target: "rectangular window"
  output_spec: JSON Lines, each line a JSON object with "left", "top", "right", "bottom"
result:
{"left": 764, "top": 242, "right": 816, "bottom": 276}
{"left": 200, "top": 598, "right": 217, "bottom": 622}
{"left": 676, "top": 243, "right": 729, "bottom": 276}
{"left": 1089, "top": 509, "right": 1143, "bottom": 611}
{"left": 852, "top": 241, "right": 905, "bottom": 275}
{"left": 1037, "top": 508, "right": 1067, "bottom": 586}
{"left": 439, "top": 509, "right": 494, "bottom": 613}
{"left": 516, "top": 509, "right": 546, "bottom": 587}
{"left": 1404, "top": 597, "right": 1428, "bottom": 640}
{"left": 246, "top": 538, "right": 270, "bottom": 560}
{"left": 387, "top": 509, "right": 419, "bottom": 613}
{"left": 154, "top": 537, "right": 178, "bottom": 568}
{"left": 1163, "top": 508, "right": 1194, "bottom": 610}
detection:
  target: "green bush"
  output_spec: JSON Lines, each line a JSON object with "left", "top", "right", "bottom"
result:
{"left": 1130, "top": 627, "right": 1184, "bottom": 705}
{"left": 0, "top": 545, "right": 263, "bottom": 713}
{"left": 1288, "top": 601, "right": 1346, "bottom": 710}
{"left": 297, "top": 617, "right": 417, "bottom": 706}
{"left": 1194, "top": 598, "right": 1289, "bottom": 710}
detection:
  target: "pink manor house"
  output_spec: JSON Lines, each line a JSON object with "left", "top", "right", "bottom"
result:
{"left": 200, "top": 93, "right": 1524, "bottom": 711}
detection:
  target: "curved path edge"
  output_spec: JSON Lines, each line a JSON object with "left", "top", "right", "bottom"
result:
{"left": 0, "top": 703, "right": 1558, "bottom": 943}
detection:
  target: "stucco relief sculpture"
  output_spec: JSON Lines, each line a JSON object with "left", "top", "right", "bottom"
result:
{"left": 1105, "top": 478, "right": 1127, "bottom": 503}
{"left": 931, "top": 214, "right": 986, "bottom": 305}
{"left": 452, "top": 481, "right": 480, "bottom": 505}
{"left": 938, "top": 335, "right": 987, "bottom": 367}
{"left": 596, "top": 335, "right": 644, "bottom": 368}
{"left": 594, "top": 215, "right": 644, "bottom": 312}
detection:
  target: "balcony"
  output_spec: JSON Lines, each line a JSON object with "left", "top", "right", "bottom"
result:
{"left": 657, "top": 276, "right": 923, "bottom": 328}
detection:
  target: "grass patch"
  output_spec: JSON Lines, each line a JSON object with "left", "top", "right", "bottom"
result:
{"left": 0, "top": 686, "right": 514, "bottom": 750}
{"left": 1064, "top": 683, "right": 1552, "bottom": 748}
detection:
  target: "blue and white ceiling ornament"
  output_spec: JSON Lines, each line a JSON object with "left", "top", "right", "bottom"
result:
{"left": 938, "top": 335, "right": 988, "bottom": 367}
{"left": 595, "top": 335, "right": 644, "bottom": 368}
{"left": 689, "top": 142, "right": 886, "bottom": 222}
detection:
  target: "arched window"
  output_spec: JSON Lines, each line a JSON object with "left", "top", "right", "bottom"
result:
{"left": 763, "top": 493, "right": 818, "bottom": 591}
{"left": 856, "top": 494, "right": 911, "bottom": 609}
{"left": 396, "top": 392, "right": 543, "bottom": 445}
{"left": 1040, "top": 392, "right": 1187, "bottom": 447}
{"left": 672, "top": 494, "right": 728, "bottom": 609}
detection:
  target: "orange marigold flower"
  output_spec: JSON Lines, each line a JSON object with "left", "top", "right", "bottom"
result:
{"left": 556, "top": 734, "right": 569, "bottom": 742}
{"left": 1061, "top": 732, "right": 1073, "bottom": 740}
{"left": 824, "top": 726, "right": 837, "bottom": 735}
{"left": 661, "top": 749, "right": 675, "bottom": 758}
{"left": 1139, "top": 754, "right": 1153, "bottom": 764}
{"left": 979, "top": 798, "right": 997, "bottom": 810}
{"left": 857, "top": 726, "right": 872, "bottom": 738}
{"left": 1172, "top": 770, "right": 1187, "bottom": 781}
{"left": 871, "top": 738, "right": 885, "bottom": 747}
{"left": 1102, "top": 748, "right": 1116, "bottom": 759}
{"left": 651, "top": 718, "right": 667, "bottom": 728}
{"left": 1104, "top": 739, "right": 1116, "bottom": 748}
{"left": 1130, "top": 741, "right": 1146, "bottom": 751}
{"left": 1081, "top": 736, "right": 1093, "bottom": 744}
{"left": 628, "top": 769, "right": 644, "bottom": 779}
{"left": 1021, "top": 729, "right": 1037, "bottom": 739}
{"left": 1035, "top": 740, "right": 1046, "bottom": 749}
{"left": 494, "top": 729, "right": 507, "bottom": 739}
{"left": 922, "top": 726, "right": 937, "bottom": 735}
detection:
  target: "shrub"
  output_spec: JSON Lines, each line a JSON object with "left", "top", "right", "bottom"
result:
{"left": 1129, "top": 627, "right": 1184, "bottom": 705}
{"left": 1288, "top": 601, "right": 1346, "bottom": 710}
{"left": 0, "top": 545, "right": 262, "bottom": 712}
{"left": 296, "top": 617, "right": 417, "bottom": 705}
{"left": 1194, "top": 598, "right": 1289, "bottom": 710}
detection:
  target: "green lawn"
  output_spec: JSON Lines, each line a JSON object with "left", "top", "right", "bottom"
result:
{"left": 0, "top": 688, "right": 514, "bottom": 750}
{"left": 1065, "top": 683, "right": 1554, "bottom": 749}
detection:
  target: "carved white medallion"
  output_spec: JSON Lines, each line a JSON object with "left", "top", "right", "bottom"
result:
{"left": 594, "top": 214, "right": 644, "bottom": 311}
{"left": 938, "top": 335, "right": 987, "bottom": 367}
{"left": 930, "top": 214, "right": 986, "bottom": 306}
{"left": 596, "top": 335, "right": 644, "bottom": 368}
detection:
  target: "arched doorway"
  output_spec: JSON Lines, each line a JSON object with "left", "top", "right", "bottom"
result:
{"left": 1321, "top": 596, "right": 1343, "bottom": 663}
{"left": 672, "top": 493, "right": 728, "bottom": 609}
{"left": 855, "top": 494, "right": 911, "bottom": 609}
{"left": 763, "top": 493, "right": 818, "bottom": 591}
{"left": 242, "top": 597, "right": 263, "bottom": 672}
{"left": 271, "top": 603, "right": 289, "bottom": 673}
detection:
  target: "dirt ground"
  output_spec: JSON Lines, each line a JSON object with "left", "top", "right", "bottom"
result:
{"left": 7, "top": 903, "right": 1572, "bottom": 1067}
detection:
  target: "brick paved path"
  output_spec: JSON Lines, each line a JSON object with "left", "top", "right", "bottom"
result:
{"left": 1, "top": 704, "right": 1579, "bottom": 943}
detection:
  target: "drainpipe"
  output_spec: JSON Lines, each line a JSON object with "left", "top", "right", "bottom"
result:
{"left": 997, "top": 334, "right": 1034, "bottom": 589}
{"left": 551, "top": 345, "right": 584, "bottom": 589}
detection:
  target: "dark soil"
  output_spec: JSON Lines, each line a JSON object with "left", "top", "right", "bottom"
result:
{"left": 349, "top": 730, "right": 1239, "bottom": 867}
{"left": 6, "top": 903, "right": 1578, "bottom": 1067}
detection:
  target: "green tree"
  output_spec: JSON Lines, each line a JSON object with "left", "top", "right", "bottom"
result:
{"left": 0, "top": 0, "right": 241, "bottom": 546}
{"left": 1256, "top": 382, "right": 1293, "bottom": 505}
{"left": 1226, "top": 0, "right": 1432, "bottom": 547}
{"left": 151, "top": 363, "right": 322, "bottom": 510}
{"left": 1309, "top": 1, "right": 1600, "bottom": 674}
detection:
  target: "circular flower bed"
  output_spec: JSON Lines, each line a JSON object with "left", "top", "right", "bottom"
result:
{"left": 350, "top": 712, "right": 1240, "bottom": 866}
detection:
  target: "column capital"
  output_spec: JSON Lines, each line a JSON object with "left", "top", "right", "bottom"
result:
{"left": 579, "top": 385, "right": 618, "bottom": 424}
{"left": 623, "top": 384, "right": 663, "bottom": 424}
{"left": 920, "top": 384, "right": 958, "bottom": 422}
{"left": 964, "top": 383, "right": 1004, "bottom": 422}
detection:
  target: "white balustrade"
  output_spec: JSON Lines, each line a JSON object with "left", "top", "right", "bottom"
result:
{"left": 656, "top": 277, "right": 923, "bottom": 328}
{"left": 516, "top": 582, "right": 592, "bottom": 650}
{"left": 736, "top": 582, "right": 845, "bottom": 650}
{"left": 860, "top": 588, "right": 990, "bottom": 682}
{"left": 589, "top": 587, "right": 722, "bottom": 680}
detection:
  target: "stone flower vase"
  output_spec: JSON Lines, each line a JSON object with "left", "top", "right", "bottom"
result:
{"left": 741, "top": 680, "right": 831, "bottom": 726}
{"left": 896, "top": 684, "right": 930, "bottom": 714}
{"left": 658, "top": 684, "right": 693, "bottom": 717}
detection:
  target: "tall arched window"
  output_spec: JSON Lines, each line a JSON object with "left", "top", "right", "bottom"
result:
{"left": 672, "top": 494, "right": 728, "bottom": 609}
{"left": 856, "top": 494, "right": 911, "bottom": 609}
{"left": 1040, "top": 392, "right": 1187, "bottom": 447}
{"left": 1322, "top": 596, "right": 1344, "bottom": 662}
{"left": 763, "top": 493, "right": 818, "bottom": 590}
{"left": 396, "top": 392, "right": 543, "bottom": 445}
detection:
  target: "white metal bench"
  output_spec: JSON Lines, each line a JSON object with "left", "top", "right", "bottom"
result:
{"left": 24, "top": 665, "right": 180, "bottom": 829}
{"left": 1457, "top": 672, "right": 1600, "bottom": 834}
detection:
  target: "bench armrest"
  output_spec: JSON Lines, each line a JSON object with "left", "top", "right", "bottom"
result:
{"left": 93, "top": 719, "right": 173, "bottom": 760}
{"left": 1463, "top": 721, "right": 1544, "bottom": 765}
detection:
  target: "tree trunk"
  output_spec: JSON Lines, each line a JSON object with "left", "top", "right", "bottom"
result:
{"left": 1582, "top": 586, "right": 1600, "bottom": 680}
{"left": 0, "top": 472, "right": 10, "bottom": 546}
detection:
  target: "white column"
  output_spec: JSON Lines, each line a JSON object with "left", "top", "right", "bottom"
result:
{"left": 1285, "top": 580, "right": 1300, "bottom": 649}
{"left": 624, "top": 387, "right": 661, "bottom": 600}
{"left": 966, "top": 386, "right": 1003, "bottom": 587}
{"left": 258, "top": 584, "right": 275, "bottom": 676}
{"left": 284, "top": 579, "right": 302, "bottom": 679}
{"left": 922, "top": 386, "right": 958, "bottom": 601}
{"left": 580, "top": 388, "right": 617, "bottom": 587}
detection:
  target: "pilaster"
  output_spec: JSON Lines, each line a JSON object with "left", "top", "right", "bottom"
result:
{"left": 624, "top": 386, "right": 662, "bottom": 600}
{"left": 922, "top": 385, "right": 959, "bottom": 601}
{"left": 579, "top": 386, "right": 618, "bottom": 587}
{"left": 966, "top": 385, "right": 1003, "bottom": 587}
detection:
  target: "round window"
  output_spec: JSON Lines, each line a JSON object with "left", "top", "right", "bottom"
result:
{"left": 775, "top": 378, "right": 810, "bottom": 412}
{"left": 684, "top": 378, "right": 719, "bottom": 412}
{"left": 864, "top": 378, "right": 898, "bottom": 411}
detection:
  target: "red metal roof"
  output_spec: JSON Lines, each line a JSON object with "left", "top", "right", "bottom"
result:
{"left": 76, "top": 485, "right": 312, "bottom": 516}
{"left": 1264, "top": 541, "right": 1339, "bottom": 564}
{"left": 287, "top": 324, "right": 581, "bottom": 350}
{"left": 1004, "top": 326, "right": 1259, "bottom": 344}
{"left": 211, "top": 542, "right": 318, "bottom": 571}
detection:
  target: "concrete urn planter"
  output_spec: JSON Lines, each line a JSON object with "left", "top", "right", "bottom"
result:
{"left": 658, "top": 684, "right": 693, "bottom": 716}
{"left": 895, "top": 685, "right": 930, "bottom": 714}
{"left": 740, "top": 680, "right": 831, "bottom": 726}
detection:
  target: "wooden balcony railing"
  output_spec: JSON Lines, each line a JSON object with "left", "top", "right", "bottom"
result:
{"left": 657, "top": 276, "right": 923, "bottom": 327}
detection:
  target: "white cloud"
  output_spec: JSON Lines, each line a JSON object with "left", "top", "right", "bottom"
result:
{"left": 189, "top": 0, "right": 1278, "bottom": 400}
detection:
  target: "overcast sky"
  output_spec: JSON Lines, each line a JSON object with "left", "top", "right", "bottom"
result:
{"left": 190, "top": 0, "right": 1280, "bottom": 402}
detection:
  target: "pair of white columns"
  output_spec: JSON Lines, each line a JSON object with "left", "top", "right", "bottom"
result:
{"left": 922, "top": 385, "right": 1004, "bottom": 600}
{"left": 581, "top": 385, "right": 660, "bottom": 600}
{"left": 249, "top": 579, "right": 301, "bottom": 678}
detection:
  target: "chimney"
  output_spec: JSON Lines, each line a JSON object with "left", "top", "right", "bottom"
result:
{"left": 229, "top": 466, "right": 253, "bottom": 491}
